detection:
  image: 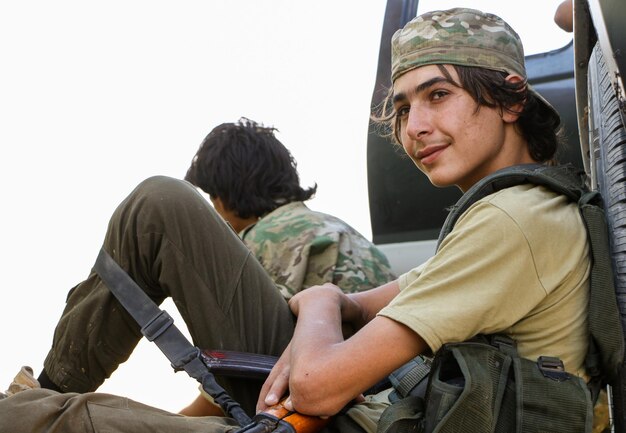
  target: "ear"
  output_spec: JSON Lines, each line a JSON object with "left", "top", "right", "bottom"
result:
{"left": 501, "top": 74, "right": 525, "bottom": 123}
{"left": 210, "top": 196, "right": 228, "bottom": 217}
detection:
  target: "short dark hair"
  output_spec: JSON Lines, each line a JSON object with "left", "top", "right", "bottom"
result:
{"left": 375, "top": 65, "right": 563, "bottom": 163}
{"left": 185, "top": 118, "right": 317, "bottom": 219}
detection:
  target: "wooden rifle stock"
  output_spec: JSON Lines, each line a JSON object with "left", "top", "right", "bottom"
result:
{"left": 237, "top": 399, "right": 331, "bottom": 433}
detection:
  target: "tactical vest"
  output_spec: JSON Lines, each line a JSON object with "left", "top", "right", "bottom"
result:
{"left": 379, "top": 164, "right": 624, "bottom": 433}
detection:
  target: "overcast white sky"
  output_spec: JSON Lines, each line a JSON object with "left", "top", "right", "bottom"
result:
{"left": 0, "top": 0, "right": 571, "bottom": 414}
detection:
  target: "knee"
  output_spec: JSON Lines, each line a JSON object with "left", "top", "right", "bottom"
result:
{"left": 132, "top": 176, "right": 199, "bottom": 208}
{"left": 136, "top": 175, "right": 185, "bottom": 195}
{"left": 119, "top": 176, "right": 222, "bottom": 233}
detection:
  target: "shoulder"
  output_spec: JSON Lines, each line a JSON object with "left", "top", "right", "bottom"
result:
{"left": 260, "top": 202, "right": 324, "bottom": 227}
{"left": 254, "top": 202, "right": 364, "bottom": 236}
{"left": 450, "top": 184, "right": 588, "bottom": 291}
{"left": 242, "top": 202, "right": 354, "bottom": 250}
{"left": 468, "top": 184, "right": 582, "bottom": 235}
{"left": 442, "top": 183, "right": 587, "bottom": 274}
{"left": 244, "top": 202, "right": 321, "bottom": 239}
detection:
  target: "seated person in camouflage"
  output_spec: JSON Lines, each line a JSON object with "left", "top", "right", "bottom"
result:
{"left": 185, "top": 118, "right": 395, "bottom": 299}
{"left": 180, "top": 118, "right": 395, "bottom": 415}
{"left": 0, "top": 117, "right": 394, "bottom": 420}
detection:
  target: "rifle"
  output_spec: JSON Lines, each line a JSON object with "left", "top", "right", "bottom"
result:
{"left": 94, "top": 248, "right": 331, "bottom": 433}
{"left": 238, "top": 398, "right": 331, "bottom": 433}
{"left": 201, "top": 350, "right": 331, "bottom": 433}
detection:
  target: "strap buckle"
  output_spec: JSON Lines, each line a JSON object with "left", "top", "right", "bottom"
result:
{"left": 172, "top": 347, "right": 202, "bottom": 372}
{"left": 141, "top": 310, "right": 174, "bottom": 342}
{"left": 490, "top": 334, "right": 517, "bottom": 356}
{"left": 537, "top": 356, "right": 570, "bottom": 382}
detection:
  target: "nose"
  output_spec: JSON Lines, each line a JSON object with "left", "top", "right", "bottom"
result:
{"left": 404, "top": 105, "right": 431, "bottom": 141}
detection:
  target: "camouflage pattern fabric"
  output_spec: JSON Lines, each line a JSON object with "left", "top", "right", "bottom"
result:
{"left": 240, "top": 202, "right": 396, "bottom": 299}
{"left": 390, "top": 7, "right": 559, "bottom": 120}
{"left": 391, "top": 8, "right": 525, "bottom": 82}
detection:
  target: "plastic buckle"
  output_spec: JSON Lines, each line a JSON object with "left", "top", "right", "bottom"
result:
{"left": 141, "top": 310, "right": 174, "bottom": 342}
{"left": 537, "top": 356, "right": 570, "bottom": 382}
{"left": 172, "top": 347, "right": 202, "bottom": 372}
{"left": 490, "top": 335, "right": 517, "bottom": 356}
{"left": 491, "top": 335, "right": 516, "bottom": 348}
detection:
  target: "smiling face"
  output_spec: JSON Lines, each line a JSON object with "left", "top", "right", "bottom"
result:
{"left": 392, "top": 64, "right": 534, "bottom": 191}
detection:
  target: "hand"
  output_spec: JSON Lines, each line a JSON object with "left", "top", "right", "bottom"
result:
{"left": 288, "top": 283, "right": 360, "bottom": 317}
{"left": 289, "top": 283, "right": 367, "bottom": 334}
{"left": 256, "top": 343, "right": 292, "bottom": 413}
{"left": 288, "top": 283, "right": 341, "bottom": 316}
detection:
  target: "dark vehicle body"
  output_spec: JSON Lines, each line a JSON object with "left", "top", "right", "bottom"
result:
{"left": 367, "top": 0, "right": 626, "bottom": 429}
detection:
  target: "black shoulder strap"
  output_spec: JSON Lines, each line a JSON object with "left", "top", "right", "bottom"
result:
{"left": 93, "top": 248, "right": 253, "bottom": 427}
{"left": 578, "top": 194, "right": 624, "bottom": 384}
{"left": 437, "top": 164, "right": 588, "bottom": 248}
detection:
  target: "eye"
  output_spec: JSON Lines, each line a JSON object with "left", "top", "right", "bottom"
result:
{"left": 431, "top": 89, "right": 449, "bottom": 101}
{"left": 395, "top": 105, "right": 410, "bottom": 118}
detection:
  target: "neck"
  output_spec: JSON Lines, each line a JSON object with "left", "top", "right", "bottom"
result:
{"left": 229, "top": 214, "right": 259, "bottom": 233}
{"left": 211, "top": 197, "right": 260, "bottom": 233}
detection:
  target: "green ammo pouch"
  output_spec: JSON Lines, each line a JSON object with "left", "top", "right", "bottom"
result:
{"left": 378, "top": 337, "right": 593, "bottom": 433}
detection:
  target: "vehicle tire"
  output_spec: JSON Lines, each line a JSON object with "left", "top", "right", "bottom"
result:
{"left": 587, "top": 41, "right": 626, "bottom": 430}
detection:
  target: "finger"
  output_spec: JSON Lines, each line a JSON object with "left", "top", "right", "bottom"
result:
{"left": 283, "top": 396, "right": 293, "bottom": 411}
{"left": 257, "top": 356, "right": 290, "bottom": 412}
{"left": 264, "top": 367, "right": 289, "bottom": 407}
{"left": 287, "top": 297, "right": 300, "bottom": 316}
{"left": 257, "top": 363, "right": 283, "bottom": 411}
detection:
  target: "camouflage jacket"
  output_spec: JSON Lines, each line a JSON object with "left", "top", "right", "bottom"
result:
{"left": 240, "top": 202, "right": 396, "bottom": 299}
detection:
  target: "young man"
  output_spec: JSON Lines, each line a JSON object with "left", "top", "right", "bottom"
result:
{"left": 0, "top": 8, "right": 592, "bottom": 432}
{"left": 184, "top": 118, "right": 395, "bottom": 299}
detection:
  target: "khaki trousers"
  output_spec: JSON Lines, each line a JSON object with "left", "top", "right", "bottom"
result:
{"left": 0, "top": 388, "right": 240, "bottom": 433}
{"left": 1, "top": 176, "right": 296, "bottom": 431}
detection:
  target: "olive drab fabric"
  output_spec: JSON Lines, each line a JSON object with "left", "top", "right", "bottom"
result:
{"left": 378, "top": 338, "right": 594, "bottom": 433}
{"left": 240, "top": 202, "right": 396, "bottom": 299}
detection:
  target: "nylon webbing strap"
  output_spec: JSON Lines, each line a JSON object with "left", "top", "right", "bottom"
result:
{"left": 377, "top": 395, "right": 424, "bottom": 433}
{"left": 93, "top": 248, "right": 253, "bottom": 427}
{"left": 389, "top": 356, "right": 431, "bottom": 399}
{"left": 580, "top": 196, "right": 624, "bottom": 380}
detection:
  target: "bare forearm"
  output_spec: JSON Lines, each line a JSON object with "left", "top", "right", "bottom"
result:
{"left": 286, "top": 285, "right": 355, "bottom": 414}
{"left": 290, "top": 293, "right": 344, "bottom": 367}
{"left": 288, "top": 312, "right": 425, "bottom": 415}
{"left": 283, "top": 281, "right": 410, "bottom": 416}
{"left": 258, "top": 285, "right": 350, "bottom": 415}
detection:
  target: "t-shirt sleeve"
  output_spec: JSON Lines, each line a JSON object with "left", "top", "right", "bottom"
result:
{"left": 379, "top": 201, "right": 548, "bottom": 354}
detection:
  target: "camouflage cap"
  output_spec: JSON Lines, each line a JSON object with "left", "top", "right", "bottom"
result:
{"left": 391, "top": 7, "right": 559, "bottom": 119}
{"left": 391, "top": 8, "right": 525, "bottom": 81}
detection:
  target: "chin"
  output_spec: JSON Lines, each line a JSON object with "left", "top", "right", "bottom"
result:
{"left": 426, "top": 174, "right": 456, "bottom": 189}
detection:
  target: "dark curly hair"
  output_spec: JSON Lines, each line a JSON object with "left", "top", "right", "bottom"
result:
{"left": 374, "top": 65, "right": 563, "bottom": 164}
{"left": 185, "top": 118, "right": 317, "bottom": 219}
